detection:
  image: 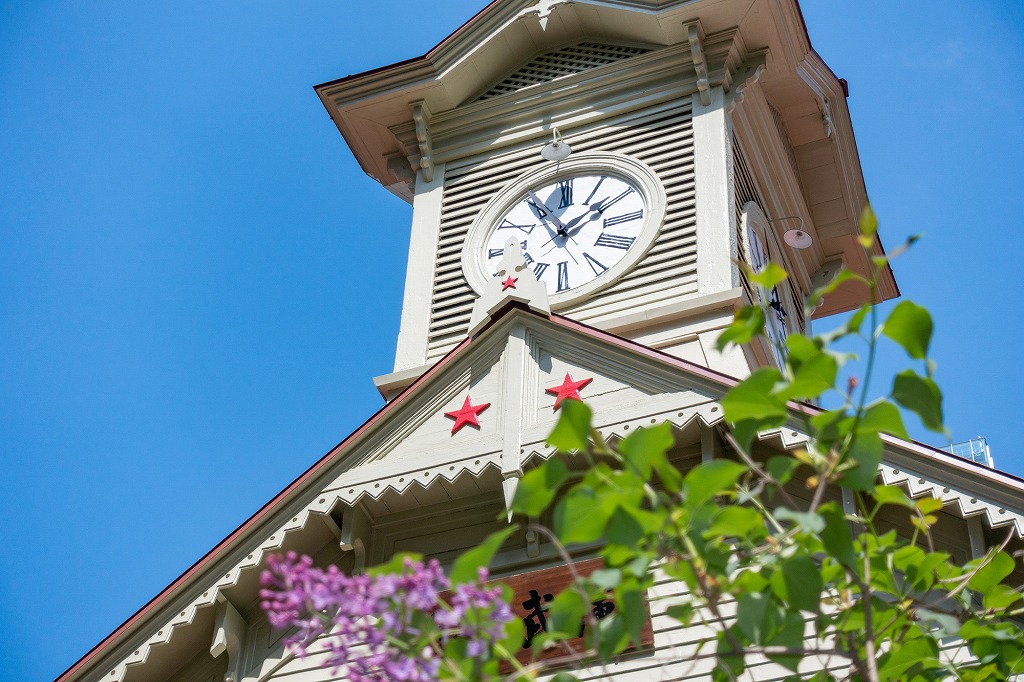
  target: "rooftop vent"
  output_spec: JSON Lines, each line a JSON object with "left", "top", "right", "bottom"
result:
{"left": 478, "top": 43, "right": 651, "bottom": 101}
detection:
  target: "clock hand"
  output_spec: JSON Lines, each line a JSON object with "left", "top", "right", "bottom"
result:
{"left": 527, "top": 190, "right": 567, "bottom": 232}
{"left": 537, "top": 216, "right": 559, "bottom": 241}
{"left": 562, "top": 196, "right": 611, "bottom": 238}
{"left": 540, "top": 239, "right": 580, "bottom": 264}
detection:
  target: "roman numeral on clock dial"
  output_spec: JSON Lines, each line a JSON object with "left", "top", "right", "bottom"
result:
{"left": 556, "top": 262, "right": 570, "bottom": 292}
{"left": 583, "top": 252, "right": 608, "bottom": 276}
{"left": 603, "top": 210, "right": 643, "bottom": 228}
{"left": 583, "top": 176, "right": 606, "bottom": 205}
{"left": 557, "top": 179, "right": 573, "bottom": 208}
{"left": 594, "top": 233, "right": 636, "bottom": 249}
{"left": 498, "top": 218, "right": 535, "bottom": 234}
{"left": 533, "top": 262, "right": 550, "bottom": 279}
{"left": 602, "top": 187, "right": 635, "bottom": 211}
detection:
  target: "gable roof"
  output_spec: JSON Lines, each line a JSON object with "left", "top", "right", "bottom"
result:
{"left": 57, "top": 301, "right": 1024, "bottom": 682}
{"left": 314, "top": 0, "right": 819, "bottom": 185}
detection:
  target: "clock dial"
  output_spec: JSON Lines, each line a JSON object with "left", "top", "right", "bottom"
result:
{"left": 482, "top": 175, "right": 646, "bottom": 295}
{"left": 746, "top": 220, "right": 789, "bottom": 366}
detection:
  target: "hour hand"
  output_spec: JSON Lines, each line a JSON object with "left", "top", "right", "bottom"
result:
{"left": 527, "top": 190, "right": 567, "bottom": 231}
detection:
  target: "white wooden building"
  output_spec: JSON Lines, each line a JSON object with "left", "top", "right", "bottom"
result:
{"left": 56, "top": 1, "right": 1024, "bottom": 681}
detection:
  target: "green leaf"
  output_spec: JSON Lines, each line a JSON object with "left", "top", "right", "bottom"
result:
{"left": 771, "top": 555, "right": 822, "bottom": 613}
{"left": 873, "top": 484, "right": 913, "bottom": 509}
{"left": 618, "top": 422, "right": 674, "bottom": 479}
{"left": 716, "top": 305, "right": 765, "bottom": 351}
{"left": 511, "top": 457, "right": 568, "bottom": 516}
{"left": 652, "top": 454, "right": 684, "bottom": 494}
{"left": 883, "top": 300, "right": 933, "bottom": 360}
{"left": 367, "top": 552, "right": 422, "bottom": 577}
{"left": 615, "top": 575, "right": 645, "bottom": 646}
{"left": 449, "top": 525, "right": 518, "bottom": 584}
{"left": 715, "top": 629, "right": 747, "bottom": 680}
{"left": 550, "top": 674, "right": 579, "bottom": 682}
{"left": 728, "top": 420, "right": 763, "bottom": 456}
{"left": 666, "top": 603, "right": 694, "bottom": 625}
{"left": 807, "top": 269, "right": 860, "bottom": 311}
{"left": 595, "top": 612, "right": 630, "bottom": 659}
{"left": 720, "top": 368, "right": 787, "bottom": 423}
{"left": 858, "top": 400, "right": 911, "bottom": 440}
{"left": 860, "top": 204, "right": 878, "bottom": 239}
{"left": 766, "top": 456, "right": 801, "bottom": 485}
{"left": 892, "top": 370, "right": 944, "bottom": 432}
{"left": 705, "top": 505, "right": 764, "bottom": 539}
{"left": 683, "top": 460, "right": 748, "bottom": 507}
{"left": 443, "top": 637, "right": 473, "bottom": 674}
{"left": 546, "top": 399, "right": 592, "bottom": 451}
{"left": 914, "top": 496, "right": 943, "bottom": 515}
{"left": 969, "top": 552, "right": 1016, "bottom": 594}
{"left": 547, "top": 588, "right": 588, "bottom": 638}
{"left": 624, "top": 553, "right": 652, "bottom": 579}
{"left": 589, "top": 568, "right": 622, "bottom": 591}
{"left": 749, "top": 261, "right": 789, "bottom": 289}
{"left": 811, "top": 408, "right": 848, "bottom": 449}
{"left": 498, "top": 616, "right": 526, "bottom": 661}
{"left": 846, "top": 304, "right": 870, "bottom": 334}
{"left": 605, "top": 505, "right": 645, "bottom": 549}
{"left": 917, "top": 609, "right": 960, "bottom": 638}
{"left": 767, "top": 612, "right": 806, "bottom": 672}
{"left": 820, "top": 502, "right": 856, "bottom": 567}
{"left": 777, "top": 334, "right": 838, "bottom": 401}
{"left": 984, "top": 584, "right": 1023, "bottom": 610}
{"left": 736, "top": 592, "right": 783, "bottom": 645}
{"left": 554, "top": 486, "right": 612, "bottom": 544}
{"left": 878, "top": 637, "right": 937, "bottom": 681}
{"left": 775, "top": 507, "right": 825, "bottom": 534}
{"left": 840, "top": 432, "right": 883, "bottom": 490}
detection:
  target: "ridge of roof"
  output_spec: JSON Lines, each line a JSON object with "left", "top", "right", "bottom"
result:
{"left": 313, "top": 0, "right": 817, "bottom": 92}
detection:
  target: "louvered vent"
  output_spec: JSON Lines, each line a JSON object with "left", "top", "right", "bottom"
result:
{"left": 733, "top": 141, "right": 806, "bottom": 334}
{"left": 733, "top": 138, "right": 759, "bottom": 282}
{"left": 478, "top": 43, "right": 651, "bottom": 101}
{"left": 426, "top": 104, "right": 697, "bottom": 361}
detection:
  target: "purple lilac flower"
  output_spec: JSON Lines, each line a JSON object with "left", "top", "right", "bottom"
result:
{"left": 260, "top": 552, "right": 514, "bottom": 681}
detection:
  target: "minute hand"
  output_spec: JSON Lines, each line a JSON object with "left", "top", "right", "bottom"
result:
{"left": 562, "top": 197, "right": 610, "bottom": 237}
{"left": 527, "top": 190, "right": 567, "bottom": 231}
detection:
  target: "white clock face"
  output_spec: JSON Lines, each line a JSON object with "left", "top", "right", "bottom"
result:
{"left": 482, "top": 174, "right": 646, "bottom": 295}
{"left": 746, "top": 222, "right": 789, "bottom": 366}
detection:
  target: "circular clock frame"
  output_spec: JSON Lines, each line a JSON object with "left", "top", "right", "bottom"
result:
{"left": 740, "top": 201, "right": 796, "bottom": 367}
{"left": 462, "top": 151, "right": 667, "bottom": 308}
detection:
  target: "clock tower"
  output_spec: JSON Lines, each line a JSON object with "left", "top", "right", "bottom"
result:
{"left": 57, "top": 4, "right": 1024, "bottom": 682}
{"left": 314, "top": 0, "right": 897, "bottom": 399}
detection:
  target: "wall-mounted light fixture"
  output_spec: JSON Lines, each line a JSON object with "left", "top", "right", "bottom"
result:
{"left": 540, "top": 127, "right": 572, "bottom": 161}
{"left": 770, "top": 215, "right": 813, "bottom": 249}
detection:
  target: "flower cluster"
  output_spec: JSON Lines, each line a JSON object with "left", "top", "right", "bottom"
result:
{"left": 434, "top": 567, "right": 514, "bottom": 657}
{"left": 259, "top": 552, "right": 513, "bottom": 681}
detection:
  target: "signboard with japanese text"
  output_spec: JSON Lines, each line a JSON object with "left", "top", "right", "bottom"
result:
{"left": 498, "top": 557, "right": 654, "bottom": 670}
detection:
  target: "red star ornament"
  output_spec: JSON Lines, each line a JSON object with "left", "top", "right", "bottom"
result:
{"left": 501, "top": 275, "right": 518, "bottom": 291}
{"left": 545, "top": 373, "right": 594, "bottom": 410}
{"left": 444, "top": 395, "right": 491, "bottom": 434}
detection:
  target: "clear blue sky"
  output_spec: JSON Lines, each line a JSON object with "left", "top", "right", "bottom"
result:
{"left": 1, "top": 1, "right": 1021, "bottom": 680}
